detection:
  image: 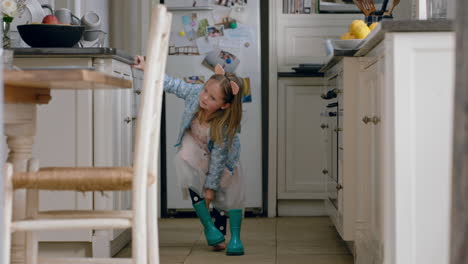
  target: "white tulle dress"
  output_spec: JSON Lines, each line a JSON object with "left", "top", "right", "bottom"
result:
{"left": 173, "top": 118, "right": 245, "bottom": 211}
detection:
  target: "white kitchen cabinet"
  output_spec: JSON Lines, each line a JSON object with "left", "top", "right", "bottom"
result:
{"left": 354, "top": 49, "right": 385, "bottom": 263}
{"left": 273, "top": 0, "right": 361, "bottom": 72}
{"left": 12, "top": 55, "right": 138, "bottom": 257}
{"left": 276, "top": 14, "right": 361, "bottom": 72}
{"left": 380, "top": 32, "right": 455, "bottom": 264}
{"left": 352, "top": 32, "right": 455, "bottom": 264}
{"left": 277, "top": 78, "right": 327, "bottom": 215}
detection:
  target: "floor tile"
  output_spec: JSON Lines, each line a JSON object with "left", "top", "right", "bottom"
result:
{"left": 277, "top": 254, "right": 354, "bottom": 264}
{"left": 113, "top": 216, "right": 354, "bottom": 264}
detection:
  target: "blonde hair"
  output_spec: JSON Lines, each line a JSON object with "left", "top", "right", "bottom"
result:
{"left": 196, "top": 73, "right": 243, "bottom": 147}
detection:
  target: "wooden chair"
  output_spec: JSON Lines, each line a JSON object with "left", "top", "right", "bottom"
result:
{"left": 1, "top": 4, "right": 172, "bottom": 264}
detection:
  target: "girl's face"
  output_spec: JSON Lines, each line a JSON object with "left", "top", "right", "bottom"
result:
{"left": 199, "top": 79, "right": 230, "bottom": 114}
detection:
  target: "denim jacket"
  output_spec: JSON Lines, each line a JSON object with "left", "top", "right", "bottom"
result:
{"left": 164, "top": 75, "right": 241, "bottom": 191}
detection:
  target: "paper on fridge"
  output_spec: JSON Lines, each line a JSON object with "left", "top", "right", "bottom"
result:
{"left": 196, "top": 37, "right": 215, "bottom": 54}
{"left": 219, "top": 38, "right": 242, "bottom": 49}
{"left": 224, "top": 24, "right": 253, "bottom": 43}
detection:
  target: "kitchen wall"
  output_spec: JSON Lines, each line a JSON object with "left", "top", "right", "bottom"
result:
{"left": 108, "top": 0, "right": 152, "bottom": 55}
{"left": 393, "top": 0, "right": 412, "bottom": 20}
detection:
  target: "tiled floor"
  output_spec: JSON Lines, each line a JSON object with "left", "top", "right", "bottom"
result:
{"left": 116, "top": 216, "right": 354, "bottom": 264}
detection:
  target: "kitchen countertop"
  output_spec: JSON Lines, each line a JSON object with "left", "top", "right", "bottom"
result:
{"left": 320, "top": 19, "right": 454, "bottom": 72}
{"left": 11, "top": 47, "right": 136, "bottom": 65}
{"left": 4, "top": 69, "right": 132, "bottom": 104}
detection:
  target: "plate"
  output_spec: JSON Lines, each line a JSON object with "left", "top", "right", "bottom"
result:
{"left": 11, "top": 0, "right": 45, "bottom": 31}
{"left": 331, "top": 39, "right": 364, "bottom": 50}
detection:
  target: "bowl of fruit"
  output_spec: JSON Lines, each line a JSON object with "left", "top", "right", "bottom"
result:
{"left": 17, "top": 15, "right": 84, "bottom": 48}
{"left": 332, "top": 20, "right": 379, "bottom": 50}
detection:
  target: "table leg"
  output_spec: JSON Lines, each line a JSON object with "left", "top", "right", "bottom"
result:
{"left": 4, "top": 104, "right": 36, "bottom": 264}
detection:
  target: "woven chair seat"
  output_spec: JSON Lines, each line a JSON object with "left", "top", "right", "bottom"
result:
{"left": 13, "top": 167, "right": 155, "bottom": 192}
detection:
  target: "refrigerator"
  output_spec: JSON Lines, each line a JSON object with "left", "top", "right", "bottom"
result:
{"left": 163, "top": 0, "right": 262, "bottom": 213}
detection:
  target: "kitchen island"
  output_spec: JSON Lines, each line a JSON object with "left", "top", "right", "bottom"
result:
{"left": 320, "top": 20, "right": 455, "bottom": 264}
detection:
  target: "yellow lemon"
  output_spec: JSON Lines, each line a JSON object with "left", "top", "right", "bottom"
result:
{"left": 349, "top": 20, "right": 366, "bottom": 35}
{"left": 369, "top": 22, "right": 379, "bottom": 31}
{"left": 341, "top": 32, "right": 355, "bottom": 40}
{"left": 354, "top": 26, "right": 370, "bottom": 39}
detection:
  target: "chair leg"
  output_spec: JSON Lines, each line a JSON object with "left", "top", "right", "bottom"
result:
{"left": 2, "top": 163, "right": 14, "bottom": 264}
{"left": 133, "top": 198, "right": 147, "bottom": 264}
{"left": 147, "top": 183, "right": 159, "bottom": 264}
{"left": 25, "top": 190, "right": 38, "bottom": 264}
{"left": 25, "top": 158, "right": 39, "bottom": 264}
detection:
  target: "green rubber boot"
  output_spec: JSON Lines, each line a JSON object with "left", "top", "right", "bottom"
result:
{"left": 226, "top": 209, "right": 244, "bottom": 256}
{"left": 192, "top": 199, "right": 225, "bottom": 246}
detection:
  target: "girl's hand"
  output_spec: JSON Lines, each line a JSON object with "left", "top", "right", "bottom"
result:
{"left": 133, "top": 55, "right": 145, "bottom": 70}
{"left": 204, "top": 188, "right": 215, "bottom": 207}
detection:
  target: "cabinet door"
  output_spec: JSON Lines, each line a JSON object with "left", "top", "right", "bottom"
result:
{"left": 355, "top": 58, "right": 384, "bottom": 262}
{"left": 278, "top": 78, "right": 326, "bottom": 199}
{"left": 276, "top": 14, "right": 361, "bottom": 71}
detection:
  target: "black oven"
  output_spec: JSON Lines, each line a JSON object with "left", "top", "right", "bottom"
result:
{"left": 321, "top": 88, "right": 340, "bottom": 209}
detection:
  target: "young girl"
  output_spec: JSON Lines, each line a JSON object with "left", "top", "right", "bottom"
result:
{"left": 134, "top": 56, "right": 245, "bottom": 256}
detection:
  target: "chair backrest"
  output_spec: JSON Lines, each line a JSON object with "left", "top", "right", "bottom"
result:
{"left": 132, "top": 4, "right": 172, "bottom": 201}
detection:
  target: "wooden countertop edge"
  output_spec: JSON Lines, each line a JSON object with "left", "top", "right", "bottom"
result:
{"left": 3, "top": 69, "right": 133, "bottom": 90}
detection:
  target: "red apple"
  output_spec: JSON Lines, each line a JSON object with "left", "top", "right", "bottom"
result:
{"left": 42, "top": 15, "right": 59, "bottom": 24}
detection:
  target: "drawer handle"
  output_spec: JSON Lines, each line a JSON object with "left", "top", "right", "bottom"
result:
{"left": 334, "top": 128, "right": 343, "bottom": 132}
{"left": 135, "top": 90, "right": 141, "bottom": 95}
{"left": 124, "top": 117, "right": 137, "bottom": 124}
{"left": 320, "top": 124, "right": 329, "bottom": 129}
{"left": 322, "top": 169, "right": 329, "bottom": 175}
{"left": 336, "top": 184, "right": 343, "bottom": 191}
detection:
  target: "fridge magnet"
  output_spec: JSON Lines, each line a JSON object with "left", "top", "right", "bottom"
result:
{"left": 197, "top": 19, "right": 209, "bottom": 37}
{"left": 241, "top": 77, "right": 252, "bottom": 103}
{"left": 184, "top": 76, "right": 206, "bottom": 84}
{"left": 206, "top": 25, "right": 224, "bottom": 37}
{"left": 202, "top": 48, "right": 240, "bottom": 73}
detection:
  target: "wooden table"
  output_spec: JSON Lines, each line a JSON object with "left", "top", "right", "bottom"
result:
{"left": 3, "top": 69, "right": 132, "bottom": 264}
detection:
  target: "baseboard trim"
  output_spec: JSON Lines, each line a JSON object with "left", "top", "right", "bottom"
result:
{"left": 277, "top": 199, "right": 326, "bottom": 216}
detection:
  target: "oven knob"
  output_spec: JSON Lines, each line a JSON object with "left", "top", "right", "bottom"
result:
{"left": 322, "top": 169, "right": 329, "bottom": 175}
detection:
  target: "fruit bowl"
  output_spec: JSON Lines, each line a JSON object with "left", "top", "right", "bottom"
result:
{"left": 331, "top": 39, "right": 364, "bottom": 50}
{"left": 17, "top": 24, "right": 85, "bottom": 48}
